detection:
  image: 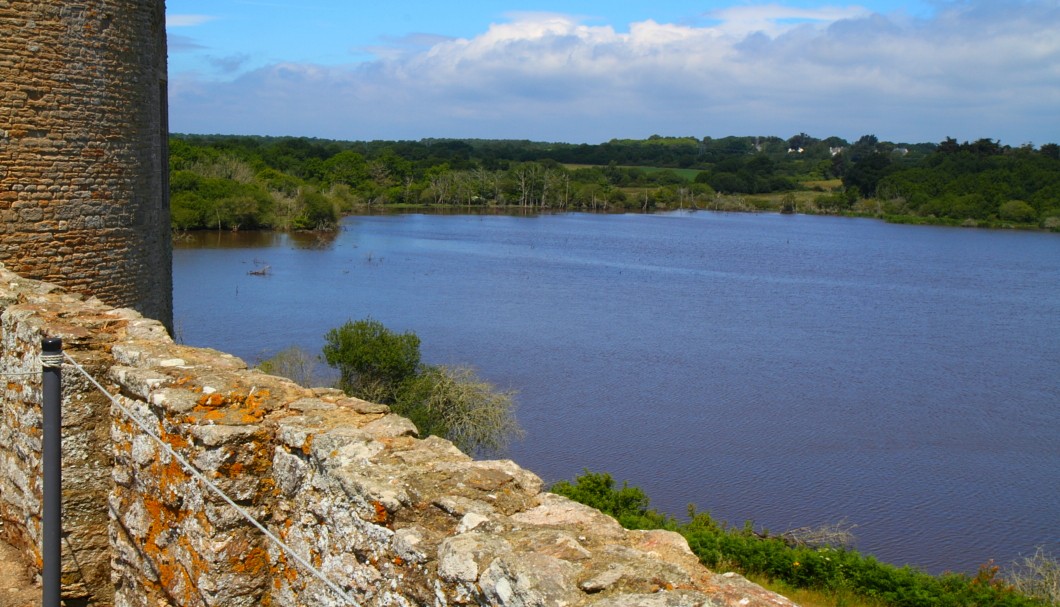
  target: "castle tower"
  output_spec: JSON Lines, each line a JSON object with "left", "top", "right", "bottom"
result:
{"left": 0, "top": 0, "right": 172, "bottom": 330}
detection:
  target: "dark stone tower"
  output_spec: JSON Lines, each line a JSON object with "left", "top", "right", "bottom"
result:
{"left": 0, "top": 0, "right": 172, "bottom": 330}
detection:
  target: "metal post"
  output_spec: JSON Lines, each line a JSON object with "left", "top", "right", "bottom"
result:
{"left": 41, "top": 337, "right": 62, "bottom": 607}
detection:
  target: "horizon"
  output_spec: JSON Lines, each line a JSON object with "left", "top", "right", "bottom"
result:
{"left": 167, "top": 131, "right": 1006, "bottom": 149}
{"left": 166, "top": 0, "right": 1060, "bottom": 146}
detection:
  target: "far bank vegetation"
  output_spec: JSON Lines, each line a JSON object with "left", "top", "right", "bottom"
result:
{"left": 170, "top": 133, "right": 1060, "bottom": 232}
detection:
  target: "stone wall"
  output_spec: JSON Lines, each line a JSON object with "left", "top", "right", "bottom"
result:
{"left": 0, "top": 0, "right": 172, "bottom": 330}
{"left": 0, "top": 262, "right": 797, "bottom": 607}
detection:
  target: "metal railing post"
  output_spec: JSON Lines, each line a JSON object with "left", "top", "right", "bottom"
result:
{"left": 41, "top": 337, "right": 62, "bottom": 607}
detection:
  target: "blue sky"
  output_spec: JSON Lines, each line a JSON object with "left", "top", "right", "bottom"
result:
{"left": 166, "top": 0, "right": 1060, "bottom": 145}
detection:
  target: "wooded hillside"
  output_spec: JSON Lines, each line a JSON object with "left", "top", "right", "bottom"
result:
{"left": 169, "top": 133, "right": 1060, "bottom": 231}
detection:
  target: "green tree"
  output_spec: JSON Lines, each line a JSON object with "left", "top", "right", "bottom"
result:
{"left": 999, "top": 200, "right": 1038, "bottom": 223}
{"left": 322, "top": 318, "right": 522, "bottom": 455}
{"left": 321, "top": 150, "right": 369, "bottom": 187}
{"left": 843, "top": 152, "right": 893, "bottom": 201}
{"left": 322, "top": 318, "right": 421, "bottom": 402}
{"left": 292, "top": 187, "right": 338, "bottom": 230}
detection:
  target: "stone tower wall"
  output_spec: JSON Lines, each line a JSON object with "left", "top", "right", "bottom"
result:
{"left": 0, "top": 0, "right": 172, "bottom": 330}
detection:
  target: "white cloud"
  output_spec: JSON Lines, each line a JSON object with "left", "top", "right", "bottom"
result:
{"left": 166, "top": 14, "right": 217, "bottom": 27}
{"left": 704, "top": 3, "right": 872, "bottom": 38}
{"left": 168, "top": 1, "right": 1060, "bottom": 144}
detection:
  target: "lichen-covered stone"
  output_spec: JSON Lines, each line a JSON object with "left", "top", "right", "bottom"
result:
{"left": 479, "top": 552, "right": 582, "bottom": 606}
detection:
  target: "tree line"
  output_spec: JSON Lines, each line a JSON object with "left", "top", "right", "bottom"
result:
{"left": 169, "top": 133, "right": 1060, "bottom": 230}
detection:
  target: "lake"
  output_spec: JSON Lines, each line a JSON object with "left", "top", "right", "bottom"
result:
{"left": 173, "top": 211, "right": 1060, "bottom": 575}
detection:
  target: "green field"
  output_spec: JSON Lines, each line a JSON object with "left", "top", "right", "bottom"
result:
{"left": 563, "top": 163, "right": 702, "bottom": 181}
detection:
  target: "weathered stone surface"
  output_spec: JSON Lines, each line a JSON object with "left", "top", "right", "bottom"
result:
{"left": 512, "top": 492, "right": 628, "bottom": 539}
{"left": 361, "top": 413, "right": 419, "bottom": 438}
{"left": 0, "top": 265, "right": 800, "bottom": 607}
{"left": 479, "top": 552, "right": 582, "bottom": 606}
{"left": 588, "top": 590, "right": 720, "bottom": 606}
{"left": 580, "top": 566, "right": 626, "bottom": 593}
{"left": 438, "top": 533, "right": 514, "bottom": 583}
{"left": 708, "top": 572, "right": 801, "bottom": 607}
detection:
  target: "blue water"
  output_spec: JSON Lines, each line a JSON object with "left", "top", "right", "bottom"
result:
{"left": 174, "top": 211, "right": 1060, "bottom": 574}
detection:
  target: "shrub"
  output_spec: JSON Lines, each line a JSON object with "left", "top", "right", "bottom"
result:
{"left": 999, "top": 200, "right": 1038, "bottom": 223}
{"left": 293, "top": 187, "right": 338, "bottom": 230}
{"left": 1007, "top": 547, "right": 1060, "bottom": 606}
{"left": 395, "top": 365, "right": 522, "bottom": 456}
{"left": 256, "top": 346, "right": 322, "bottom": 388}
{"left": 322, "top": 318, "right": 420, "bottom": 402}
{"left": 550, "top": 470, "right": 674, "bottom": 530}
{"left": 322, "top": 318, "right": 522, "bottom": 455}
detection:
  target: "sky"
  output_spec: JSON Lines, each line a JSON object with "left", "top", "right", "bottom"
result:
{"left": 166, "top": 0, "right": 1060, "bottom": 145}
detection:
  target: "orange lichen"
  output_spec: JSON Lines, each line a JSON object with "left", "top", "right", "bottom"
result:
{"left": 185, "top": 388, "right": 272, "bottom": 425}
{"left": 173, "top": 376, "right": 199, "bottom": 390}
{"left": 202, "top": 409, "right": 226, "bottom": 422}
{"left": 259, "top": 477, "right": 279, "bottom": 499}
{"left": 157, "top": 423, "right": 189, "bottom": 450}
{"left": 371, "top": 501, "right": 390, "bottom": 526}
{"left": 233, "top": 546, "right": 270, "bottom": 577}
{"left": 270, "top": 550, "right": 301, "bottom": 587}
{"left": 197, "top": 393, "right": 225, "bottom": 407}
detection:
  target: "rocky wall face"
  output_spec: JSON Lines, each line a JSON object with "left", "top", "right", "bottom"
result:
{"left": 0, "top": 264, "right": 155, "bottom": 605}
{"left": 0, "top": 263, "right": 797, "bottom": 607}
{"left": 0, "top": 0, "right": 172, "bottom": 330}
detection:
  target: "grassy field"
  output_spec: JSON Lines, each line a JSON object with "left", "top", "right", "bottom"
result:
{"left": 563, "top": 163, "right": 702, "bottom": 181}
{"left": 800, "top": 178, "right": 843, "bottom": 191}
